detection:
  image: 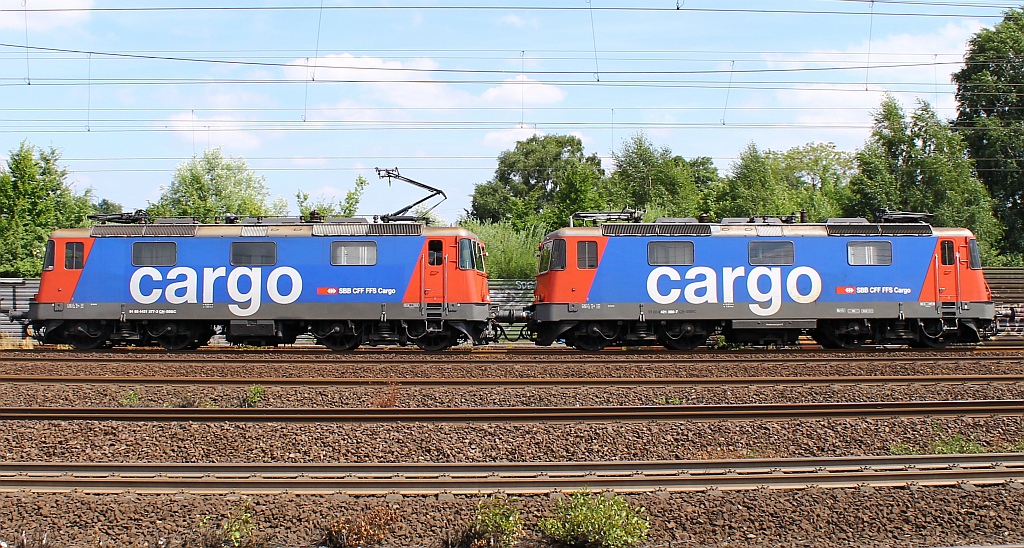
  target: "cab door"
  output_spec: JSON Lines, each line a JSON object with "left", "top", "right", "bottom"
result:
{"left": 421, "top": 238, "right": 446, "bottom": 304}
{"left": 936, "top": 239, "right": 958, "bottom": 302}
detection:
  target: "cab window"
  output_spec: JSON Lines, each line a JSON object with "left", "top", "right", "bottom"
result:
{"left": 458, "top": 238, "right": 475, "bottom": 270}
{"left": 42, "top": 240, "right": 55, "bottom": 271}
{"left": 428, "top": 240, "right": 443, "bottom": 266}
{"left": 65, "top": 242, "right": 84, "bottom": 270}
{"left": 473, "top": 240, "right": 486, "bottom": 273}
{"left": 968, "top": 239, "right": 982, "bottom": 270}
{"left": 941, "top": 240, "right": 955, "bottom": 266}
{"left": 577, "top": 241, "right": 598, "bottom": 269}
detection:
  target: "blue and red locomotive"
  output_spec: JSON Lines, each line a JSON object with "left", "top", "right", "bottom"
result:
{"left": 526, "top": 211, "right": 997, "bottom": 350}
{"left": 25, "top": 215, "right": 496, "bottom": 351}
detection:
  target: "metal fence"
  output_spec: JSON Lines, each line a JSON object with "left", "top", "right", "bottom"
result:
{"left": 0, "top": 278, "right": 38, "bottom": 340}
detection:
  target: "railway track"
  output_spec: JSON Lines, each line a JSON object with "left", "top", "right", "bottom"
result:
{"left": 3, "top": 400, "right": 1023, "bottom": 422}
{"left": 2, "top": 454, "right": 1021, "bottom": 494}
{"left": 1, "top": 352, "right": 1020, "bottom": 369}
{"left": 2, "top": 374, "right": 1023, "bottom": 388}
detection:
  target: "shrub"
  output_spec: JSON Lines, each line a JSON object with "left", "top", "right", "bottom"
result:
{"left": 240, "top": 385, "right": 265, "bottom": 408}
{"left": 118, "top": 390, "right": 142, "bottom": 407}
{"left": 185, "top": 499, "right": 266, "bottom": 548}
{"left": 320, "top": 507, "right": 398, "bottom": 548}
{"left": 459, "top": 496, "right": 523, "bottom": 548}
{"left": 538, "top": 489, "right": 649, "bottom": 548}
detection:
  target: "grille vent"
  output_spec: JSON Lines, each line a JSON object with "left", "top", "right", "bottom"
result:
{"left": 602, "top": 224, "right": 711, "bottom": 236}
{"left": 313, "top": 223, "right": 423, "bottom": 236}
{"left": 91, "top": 224, "right": 198, "bottom": 237}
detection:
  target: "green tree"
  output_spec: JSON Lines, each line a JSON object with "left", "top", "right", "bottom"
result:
{"left": 0, "top": 141, "right": 93, "bottom": 277}
{"left": 542, "top": 161, "right": 603, "bottom": 230}
{"left": 469, "top": 134, "right": 603, "bottom": 227}
{"left": 771, "top": 142, "right": 855, "bottom": 221}
{"left": 851, "top": 95, "right": 1003, "bottom": 260}
{"left": 91, "top": 198, "right": 123, "bottom": 216}
{"left": 607, "top": 133, "right": 708, "bottom": 217}
{"left": 953, "top": 8, "right": 1024, "bottom": 259}
{"left": 296, "top": 175, "right": 369, "bottom": 219}
{"left": 149, "top": 148, "right": 286, "bottom": 220}
{"left": 711, "top": 142, "right": 802, "bottom": 220}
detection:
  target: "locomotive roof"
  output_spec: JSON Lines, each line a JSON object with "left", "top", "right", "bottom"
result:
{"left": 543, "top": 219, "right": 975, "bottom": 240}
{"left": 52, "top": 223, "right": 482, "bottom": 239}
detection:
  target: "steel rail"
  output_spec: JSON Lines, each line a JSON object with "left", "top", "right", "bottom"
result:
{"left": 1, "top": 454, "right": 1021, "bottom": 494}
{"left": 2, "top": 374, "right": 1023, "bottom": 388}
{"left": 0, "top": 354, "right": 1020, "bottom": 368}
{"left": 2, "top": 400, "right": 1023, "bottom": 423}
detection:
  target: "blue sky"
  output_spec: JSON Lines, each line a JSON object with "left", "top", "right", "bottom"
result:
{"left": 0, "top": 1, "right": 1013, "bottom": 222}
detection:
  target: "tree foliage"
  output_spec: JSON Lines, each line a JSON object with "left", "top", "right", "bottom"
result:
{"left": 606, "top": 133, "right": 709, "bottom": 218}
{"left": 953, "top": 8, "right": 1024, "bottom": 258}
{"left": 296, "top": 175, "right": 369, "bottom": 219}
{"left": 149, "top": 148, "right": 286, "bottom": 220}
{"left": 0, "top": 142, "right": 93, "bottom": 277}
{"left": 850, "top": 95, "right": 1003, "bottom": 260}
{"left": 469, "top": 134, "right": 602, "bottom": 227}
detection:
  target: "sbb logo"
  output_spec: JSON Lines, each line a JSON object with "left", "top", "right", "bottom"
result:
{"left": 130, "top": 266, "right": 303, "bottom": 317}
{"left": 647, "top": 266, "right": 823, "bottom": 316}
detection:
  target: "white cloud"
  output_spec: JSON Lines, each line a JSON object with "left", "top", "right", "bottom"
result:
{"left": 480, "top": 75, "right": 567, "bottom": 106}
{"left": 499, "top": 14, "right": 538, "bottom": 29}
{"left": 483, "top": 126, "right": 544, "bottom": 148}
{"left": 286, "top": 54, "right": 566, "bottom": 110}
{"left": 165, "top": 112, "right": 263, "bottom": 151}
{"left": 0, "top": 0, "right": 93, "bottom": 30}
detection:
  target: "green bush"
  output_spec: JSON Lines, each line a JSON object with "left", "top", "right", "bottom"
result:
{"left": 538, "top": 489, "right": 649, "bottom": 548}
{"left": 460, "top": 220, "right": 547, "bottom": 279}
{"left": 186, "top": 499, "right": 266, "bottom": 548}
{"left": 465, "top": 496, "right": 523, "bottom": 548}
{"left": 240, "top": 385, "right": 265, "bottom": 408}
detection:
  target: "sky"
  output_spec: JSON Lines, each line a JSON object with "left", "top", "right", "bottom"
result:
{"left": 0, "top": 0, "right": 1015, "bottom": 223}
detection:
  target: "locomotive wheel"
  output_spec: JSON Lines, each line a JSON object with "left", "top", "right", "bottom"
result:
{"left": 148, "top": 322, "right": 195, "bottom": 351}
{"left": 656, "top": 322, "right": 705, "bottom": 350}
{"left": 414, "top": 331, "right": 454, "bottom": 352}
{"left": 814, "top": 321, "right": 864, "bottom": 349}
{"left": 910, "top": 320, "right": 948, "bottom": 349}
{"left": 568, "top": 334, "right": 610, "bottom": 351}
{"left": 66, "top": 322, "right": 108, "bottom": 350}
{"left": 322, "top": 333, "right": 361, "bottom": 352}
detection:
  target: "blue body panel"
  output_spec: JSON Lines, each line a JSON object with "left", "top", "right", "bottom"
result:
{"left": 70, "top": 237, "right": 424, "bottom": 305}
{"left": 587, "top": 236, "right": 936, "bottom": 305}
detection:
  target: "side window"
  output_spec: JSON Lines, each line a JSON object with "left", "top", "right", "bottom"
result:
{"left": 941, "top": 240, "right": 955, "bottom": 266}
{"left": 64, "top": 242, "right": 84, "bottom": 270}
{"left": 42, "top": 240, "right": 55, "bottom": 271}
{"left": 648, "top": 241, "right": 694, "bottom": 266}
{"left": 550, "top": 239, "right": 567, "bottom": 271}
{"left": 473, "top": 241, "right": 486, "bottom": 273}
{"left": 538, "top": 241, "right": 553, "bottom": 273}
{"left": 428, "top": 240, "right": 443, "bottom": 266}
{"left": 231, "top": 241, "right": 276, "bottom": 266}
{"left": 331, "top": 241, "right": 376, "bottom": 266}
{"left": 968, "top": 239, "right": 982, "bottom": 270}
{"left": 847, "top": 241, "right": 892, "bottom": 266}
{"left": 133, "top": 242, "right": 177, "bottom": 266}
{"left": 577, "top": 241, "right": 598, "bottom": 269}
{"left": 458, "top": 238, "right": 475, "bottom": 270}
{"left": 749, "top": 240, "right": 794, "bottom": 266}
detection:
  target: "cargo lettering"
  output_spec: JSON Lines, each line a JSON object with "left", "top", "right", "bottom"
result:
{"left": 129, "top": 266, "right": 302, "bottom": 317}
{"left": 646, "top": 266, "right": 822, "bottom": 316}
